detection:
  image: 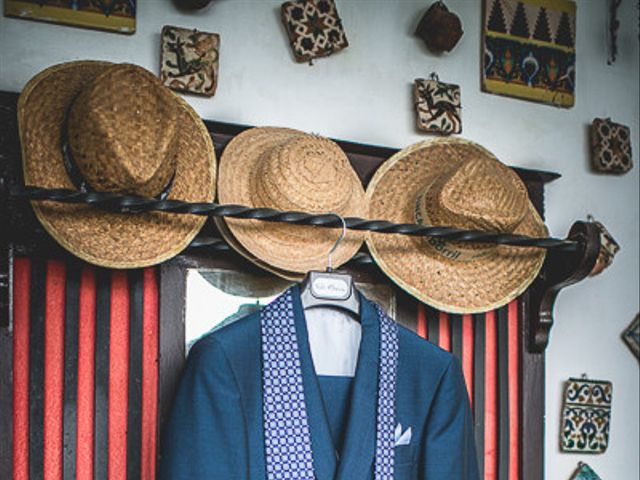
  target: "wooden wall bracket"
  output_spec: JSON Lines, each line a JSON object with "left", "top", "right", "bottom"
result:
{"left": 527, "top": 221, "right": 601, "bottom": 353}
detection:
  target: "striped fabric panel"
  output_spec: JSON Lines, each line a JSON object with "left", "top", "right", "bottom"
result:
{"left": 438, "top": 311, "right": 451, "bottom": 351}
{"left": 44, "top": 261, "right": 66, "bottom": 480}
{"left": 426, "top": 305, "right": 439, "bottom": 346}
{"left": 109, "top": 272, "right": 130, "bottom": 479}
{"left": 141, "top": 269, "right": 159, "bottom": 480}
{"left": 473, "top": 312, "right": 486, "bottom": 477}
{"left": 484, "top": 310, "right": 498, "bottom": 480}
{"left": 94, "top": 268, "right": 110, "bottom": 479}
{"left": 450, "top": 313, "right": 462, "bottom": 364}
{"left": 461, "top": 314, "right": 474, "bottom": 405}
{"left": 497, "top": 306, "right": 509, "bottom": 480}
{"left": 77, "top": 267, "right": 96, "bottom": 480}
{"left": 507, "top": 301, "right": 520, "bottom": 480}
{"left": 416, "top": 304, "right": 427, "bottom": 339}
{"left": 29, "top": 259, "right": 46, "bottom": 480}
{"left": 416, "top": 301, "right": 521, "bottom": 480}
{"left": 63, "top": 264, "right": 80, "bottom": 480}
{"left": 12, "top": 258, "right": 31, "bottom": 480}
{"left": 128, "top": 270, "right": 144, "bottom": 480}
{"left": 9, "top": 258, "right": 159, "bottom": 480}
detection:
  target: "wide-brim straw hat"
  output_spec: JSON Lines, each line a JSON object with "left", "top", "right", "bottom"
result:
{"left": 366, "top": 138, "right": 547, "bottom": 314}
{"left": 217, "top": 127, "right": 365, "bottom": 277}
{"left": 18, "top": 61, "right": 216, "bottom": 268}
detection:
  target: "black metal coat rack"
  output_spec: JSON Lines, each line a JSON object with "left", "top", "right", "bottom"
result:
{"left": 0, "top": 90, "right": 601, "bottom": 355}
{"left": 10, "top": 185, "right": 577, "bottom": 250}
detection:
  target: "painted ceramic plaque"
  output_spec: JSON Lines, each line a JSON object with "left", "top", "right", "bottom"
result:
{"left": 281, "top": 0, "right": 349, "bottom": 63}
{"left": 161, "top": 26, "right": 220, "bottom": 97}
{"left": 569, "top": 462, "right": 602, "bottom": 480}
{"left": 482, "top": 0, "right": 576, "bottom": 107}
{"left": 414, "top": 76, "right": 462, "bottom": 135}
{"left": 591, "top": 118, "right": 633, "bottom": 174}
{"left": 4, "top": 0, "right": 135, "bottom": 34}
{"left": 561, "top": 377, "right": 612, "bottom": 453}
{"left": 622, "top": 314, "right": 639, "bottom": 359}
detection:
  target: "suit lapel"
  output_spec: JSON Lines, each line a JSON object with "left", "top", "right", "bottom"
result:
{"left": 291, "top": 286, "right": 338, "bottom": 480}
{"left": 335, "top": 296, "right": 379, "bottom": 480}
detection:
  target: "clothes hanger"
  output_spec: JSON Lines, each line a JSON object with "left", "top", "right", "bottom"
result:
{"left": 299, "top": 213, "right": 360, "bottom": 317}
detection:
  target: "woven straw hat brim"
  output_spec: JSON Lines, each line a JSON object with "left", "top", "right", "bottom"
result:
{"left": 217, "top": 127, "right": 365, "bottom": 275}
{"left": 214, "top": 216, "right": 305, "bottom": 281}
{"left": 365, "top": 138, "right": 547, "bottom": 314}
{"left": 18, "top": 61, "right": 216, "bottom": 269}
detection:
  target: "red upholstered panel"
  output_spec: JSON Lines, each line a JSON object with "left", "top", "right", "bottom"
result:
{"left": 416, "top": 304, "right": 427, "bottom": 339}
{"left": 485, "top": 310, "right": 498, "bottom": 480}
{"left": 12, "top": 258, "right": 31, "bottom": 480}
{"left": 438, "top": 311, "right": 451, "bottom": 351}
{"left": 141, "top": 268, "right": 159, "bottom": 480}
{"left": 77, "top": 267, "right": 96, "bottom": 480}
{"left": 508, "top": 300, "right": 520, "bottom": 480}
{"left": 44, "top": 261, "right": 66, "bottom": 480}
{"left": 109, "top": 272, "right": 130, "bottom": 480}
{"left": 9, "top": 259, "right": 159, "bottom": 480}
{"left": 417, "top": 303, "right": 522, "bottom": 480}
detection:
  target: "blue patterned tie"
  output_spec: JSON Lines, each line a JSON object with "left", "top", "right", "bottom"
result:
{"left": 261, "top": 289, "right": 398, "bottom": 480}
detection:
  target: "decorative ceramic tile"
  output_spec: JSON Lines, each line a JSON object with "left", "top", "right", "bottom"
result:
{"left": 414, "top": 75, "right": 462, "bottom": 135}
{"left": 561, "top": 377, "right": 612, "bottom": 454}
{"left": 569, "top": 462, "right": 602, "bottom": 480}
{"left": 588, "top": 217, "right": 620, "bottom": 277}
{"left": 161, "top": 25, "right": 220, "bottom": 97}
{"left": 622, "top": 314, "right": 639, "bottom": 359}
{"left": 591, "top": 117, "right": 633, "bottom": 174}
{"left": 4, "top": 0, "right": 136, "bottom": 34}
{"left": 281, "top": 0, "right": 348, "bottom": 63}
{"left": 482, "top": 0, "right": 576, "bottom": 107}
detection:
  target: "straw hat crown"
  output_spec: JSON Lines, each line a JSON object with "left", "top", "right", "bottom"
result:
{"left": 366, "top": 138, "right": 547, "bottom": 313}
{"left": 420, "top": 157, "right": 529, "bottom": 233}
{"left": 67, "top": 64, "right": 179, "bottom": 197}
{"left": 253, "top": 135, "right": 355, "bottom": 213}
{"left": 18, "top": 60, "right": 216, "bottom": 268}
{"left": 217, "top": 127, "right": 365, "bottom": 277}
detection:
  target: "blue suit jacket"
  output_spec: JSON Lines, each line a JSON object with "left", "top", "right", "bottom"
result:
{"left": 160, "top": 286, "right": 479, "bottom": 479}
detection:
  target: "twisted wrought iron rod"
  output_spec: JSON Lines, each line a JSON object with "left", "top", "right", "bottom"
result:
{"left": 10, "top": 186, "right": 579, "bottom": 251}
{"left": 189, "top": 236, "right": 375, "bottom": 264}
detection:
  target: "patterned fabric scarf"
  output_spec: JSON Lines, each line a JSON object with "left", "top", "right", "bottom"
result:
{"left": 261, "top": 289, "right": 399, "bottom": 480}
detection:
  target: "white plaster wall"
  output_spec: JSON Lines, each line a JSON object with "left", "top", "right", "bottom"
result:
{"left": 1, "top": 0, "right": 638, "bottom": 478}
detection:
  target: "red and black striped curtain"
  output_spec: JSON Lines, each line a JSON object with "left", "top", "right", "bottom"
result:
{"left": 5, "top": 257, "right": 522, "bottom": 479}
{"left": 10, "top": 258, "right": 159, "bottom": 480}
{"left": 416, "top": 302, "right": 521, "bottom": 480}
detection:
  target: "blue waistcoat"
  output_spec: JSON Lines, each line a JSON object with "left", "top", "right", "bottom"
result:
{"left": 160, "top": 286, "right": 479, "bottom": 480}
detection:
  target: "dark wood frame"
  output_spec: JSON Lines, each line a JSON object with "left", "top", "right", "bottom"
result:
{"left": 0, "top": 90, "right": 600, "bottom": 479}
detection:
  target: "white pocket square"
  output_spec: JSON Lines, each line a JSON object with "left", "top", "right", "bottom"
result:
{"left": 394, "top": 423, "right": 412, "bottom": 446}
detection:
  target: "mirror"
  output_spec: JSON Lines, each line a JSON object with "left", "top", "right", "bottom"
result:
{"left": 184, "top": 267, "right": 396, "bottom": 354}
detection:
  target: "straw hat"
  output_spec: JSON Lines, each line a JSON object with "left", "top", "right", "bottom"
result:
{"left": 18, "top": 61, "right": 216, "bottom": 268}
{"left": 366, "top": 138, "right": 547, "bottom": 314}
{"left": 216, "top": 127, "right": 365, "bottom": 277}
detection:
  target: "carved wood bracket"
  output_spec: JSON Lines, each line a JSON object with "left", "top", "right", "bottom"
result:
{"left": 527, "top": 221, "right": 601, "bottom": 352}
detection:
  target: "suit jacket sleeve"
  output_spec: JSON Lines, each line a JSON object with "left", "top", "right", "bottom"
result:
{"left": 422, "top": 356, "right": 479, "bottom": 480}
{"left": 160, "top": 337, "right": 248, "bottom": 480}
